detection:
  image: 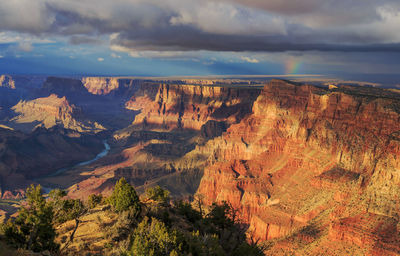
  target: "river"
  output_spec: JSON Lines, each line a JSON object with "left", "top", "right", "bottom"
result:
{"left": 40, "top": 140, "right": 110, "bottom": 193}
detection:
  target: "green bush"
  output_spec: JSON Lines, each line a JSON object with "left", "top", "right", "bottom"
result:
{"left": 129, "top": 216, "right": 184, "bottom": 256}
{"left": 146, "top": 186, "right": 170, "bottom": 205}
{"left": 108, "top": 178, "right": 141, "bottom": 215}
{"left": 87, "top": 193, "right": 103, "bottom": 209}
{"left": 48, "top": 189, "right": 86, "bottom": 224}
{"left": 175, "top": 200, "right": 202, "bottom": 224}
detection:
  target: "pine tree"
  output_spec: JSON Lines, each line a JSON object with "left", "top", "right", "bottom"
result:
{"left": 109, "top": 177, "right": 141, "bottom": 215}
{"left": 3, "top": 184, "right": 58, "bottom": 252}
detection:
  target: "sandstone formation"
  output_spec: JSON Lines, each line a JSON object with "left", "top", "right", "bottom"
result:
{"left": 82, "top": 77, "right": 120, "bottom": 95}
{"left": 125, "top": 83, "right": 260, "bottom": 131}
{"left": 67, "top": 82, "right": 260, "bottom": 199}
{"left": 60, "top": 80, "right": 400, "bottom": 255}
{"left": 195, "top": 80, "right": 400, "bottom": 254}
{"left": 11, "top": 94, "right": 105, "bottom": 133}
{"left": 41, "top": 77, "right": 90, "bottom": 97}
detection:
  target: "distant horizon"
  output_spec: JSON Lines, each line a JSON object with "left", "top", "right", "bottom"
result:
{"left": 3, "top": 72, "right": 400, "bottom": 87}
{"left": 0, "top": 0, "right": 399, "bottom": 84}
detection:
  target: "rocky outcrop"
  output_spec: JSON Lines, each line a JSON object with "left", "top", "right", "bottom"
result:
{"left": 82, "top": 77, "right": 120, "bottom": 95}
{"left": 329, "top": 213, "right": 400, "bottom": 254}
{"left": 68, "top": 82, "right": 260, "bottom": 199}
{"left": 11, "top": 94, "right": 105, "bottom": 133}
{"left": 195, "top": 80, "right": 400, "bottom": 253}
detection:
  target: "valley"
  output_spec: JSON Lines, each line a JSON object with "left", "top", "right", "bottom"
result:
{"left": 0, "top": 75, "right": 399, "bottom": 255}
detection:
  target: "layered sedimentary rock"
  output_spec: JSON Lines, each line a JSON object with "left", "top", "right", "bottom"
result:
{"left": 41, "top": 77, "right": 90, "bottom": 98}
{"left": 67, "top": 83, "right": 260, "bottom": 198}
{"left": 37, "top": 78, "right": 400, "bottom": 254}
{"left": 11, "top": 94, "right": 105, "bottom": 133}
{"left": 82, "top": 77, "right": 120, "bottom": 95}
{"left": 125, "top": 83, "right": 260, "bottom": 131}
{"left": 195, "top": 80, "right": 400, "bottom": 254}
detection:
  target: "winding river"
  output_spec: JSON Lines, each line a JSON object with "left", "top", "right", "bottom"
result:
{"left": 45, "top": 140, "right": 110, "bottom": 178}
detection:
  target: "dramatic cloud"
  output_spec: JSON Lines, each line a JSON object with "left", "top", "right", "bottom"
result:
{"left": 0, "top": 0, "right": 399, "bottom": 54}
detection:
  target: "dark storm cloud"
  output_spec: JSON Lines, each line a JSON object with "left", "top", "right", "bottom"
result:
{"left": 0, "top": 0, "right": 399, "bottom": 53}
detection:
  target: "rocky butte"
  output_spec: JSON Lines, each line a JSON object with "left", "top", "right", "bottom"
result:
{"left": 11, "top": 94, "right": 105, "bottom": 133}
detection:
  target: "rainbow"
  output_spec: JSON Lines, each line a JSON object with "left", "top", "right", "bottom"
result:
{"left": 285, "top": 58, "right": 301, "bottom": 74}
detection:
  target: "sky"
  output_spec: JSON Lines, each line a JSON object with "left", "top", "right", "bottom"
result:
{"left": 0, "top": 0, "right": 399, "bottom": 82}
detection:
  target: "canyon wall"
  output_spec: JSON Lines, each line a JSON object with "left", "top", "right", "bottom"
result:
{"left": 82, "top": 77, "right": 120, "bottom": 95}
{"left": 125, "top": 83, "right": 260, "bottom": 131}
{"left": 68, "top": 83, "right": 260, "bottom": 199}
{"left": 194, "top": 80, "right": 400, "bottom": 254}
{"left": 8, "top": 76, "right": 397, "bottom": 254}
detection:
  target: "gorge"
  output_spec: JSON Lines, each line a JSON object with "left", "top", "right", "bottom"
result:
{"left": 0, "top": 75, "right": 399, "bottom": 255}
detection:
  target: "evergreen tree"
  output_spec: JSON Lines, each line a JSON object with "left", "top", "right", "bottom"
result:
{"left": 109, "top": 178, "right": 141, "bottom": 215}
{"left": 130, "top": 217, "right": 183, "bottom": 256}
{"left": 2, "top": 184, "right": 58, "bottom": 252}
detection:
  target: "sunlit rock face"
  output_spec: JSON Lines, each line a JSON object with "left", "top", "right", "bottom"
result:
{"left": 11, "top": 94, "right": 105, "bottom": 133}
{"left": 68, "top": 82, "right": 261, "bottom": 199}
{"left": 195, "top": 80, "right": 400, "bottom": 254}
{"left": 126, "top": 83, "right": 260, "bottom": 131}
{"left": 82, "top": 77, "right": 120, "bottom": 95}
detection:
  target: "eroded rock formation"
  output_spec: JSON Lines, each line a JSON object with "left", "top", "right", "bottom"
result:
{"left": 125, "top": 83, "right": 260, "bottom": 131}
{"left": 195, "top": 80, "right": 400, "bottom": 254}
{"left": 82, "top": 77, "right": 120, "bottom": 95}
{"left": 17, "top": 78, "right": 399, "bottom": 254}
{"left": 11, "top": 94, "right": 105, "bottom": 133}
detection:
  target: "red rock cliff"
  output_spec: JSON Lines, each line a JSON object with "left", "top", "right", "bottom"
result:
{"left": 196, "top": 80, "right": 400, "bottom": 254}
{"left": 125, "top": 83, "right": 260, "bottom": 131}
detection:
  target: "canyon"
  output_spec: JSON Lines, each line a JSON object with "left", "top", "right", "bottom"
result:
{"left": 0, "top": 75, "right": 399, "bottom": 255}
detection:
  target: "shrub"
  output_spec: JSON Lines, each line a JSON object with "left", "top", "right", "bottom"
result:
{"left": 87, "top": 193, "right": 103, "bottom": 209}
{"left": 108, "top": 178, "right": 141, "bottom": 215}
{"left": 175, "top": 200, "right": 202, "bottom": 224}
{"left": 146, "top": 186, "right": 170, "bottom": 205}
{"left": 129, "top": 217, "right": 184, "bottom": 256}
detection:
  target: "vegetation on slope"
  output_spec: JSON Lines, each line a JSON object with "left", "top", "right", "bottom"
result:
{"left": 0, "top": 178, "right": 265, "bottom": 255}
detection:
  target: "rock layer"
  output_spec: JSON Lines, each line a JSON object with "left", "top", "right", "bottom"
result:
{"left": 125, "top": 83, "right": 260, "bottom": 131}
{"left": 195, "top": 80, "right": 400, "bottom": 254}
{"left": 82, "top": 77, "right": 120, "bottom": 95}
